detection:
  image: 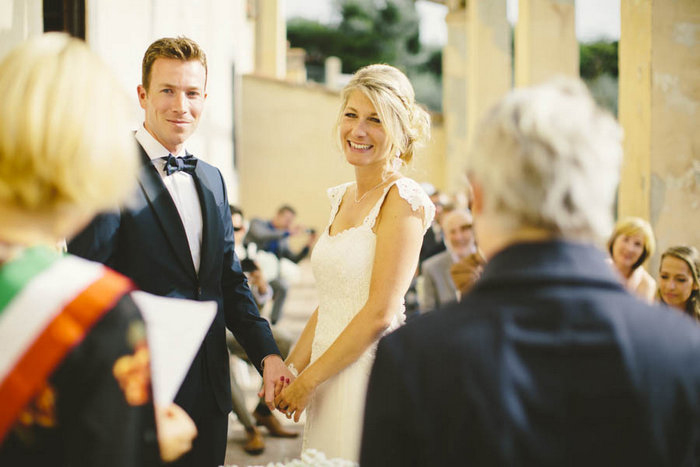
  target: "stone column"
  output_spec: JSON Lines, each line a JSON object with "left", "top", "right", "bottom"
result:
{"left": 255, "top": 0, "right": 286, "bottom": 79}
{"left": 442, "top": 6, "right": 470, "bottom": 193}
{"left": 325, "top": 56, "right": 342, "bottom": 90}
{"left": 442, "top": 0, "right": 511, "bottom": 192}
{"left": 514, "top": 0, "right": 578, "bottom": 86}
{"left": 618, "top": 0, "right": 700, "bottom": 269}
{"left": 466, "top": 0, "right": 511, "bottom": 146}
{"left": 286, "top": 47, "right": 306, "bottom": 83}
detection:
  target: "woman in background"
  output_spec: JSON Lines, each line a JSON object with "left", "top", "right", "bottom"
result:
{"left": 607, "top": 217, "right": 656, "bottom": 302}
{"left": 658, "top": 246, "right": 700, "bottom": 321}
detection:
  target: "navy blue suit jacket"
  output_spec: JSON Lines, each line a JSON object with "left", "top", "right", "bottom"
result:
{"left": 69, "top": 146, "right": 279, "bottom": 413}
{"left": 361, "top": 240, "right": 700, "bottom": 466}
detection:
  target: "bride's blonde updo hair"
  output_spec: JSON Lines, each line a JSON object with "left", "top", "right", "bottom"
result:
{"left": 336, "top": 64, "right": 430, "bottom": 166}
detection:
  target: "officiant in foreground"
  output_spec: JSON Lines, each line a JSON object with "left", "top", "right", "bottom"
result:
{"left": 361, "top": 78, "right": 700, "bottom": 466}
{"left": 0, "top": 33, "right": 197, "bottom": 466}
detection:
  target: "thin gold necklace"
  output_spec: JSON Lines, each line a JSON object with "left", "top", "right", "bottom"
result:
{"left": 354, "top": 173, "right": 395, "bottom": 204}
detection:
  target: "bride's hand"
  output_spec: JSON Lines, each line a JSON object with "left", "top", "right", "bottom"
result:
{"left": 274, "top": 374, "right": 314, "bottom": 423}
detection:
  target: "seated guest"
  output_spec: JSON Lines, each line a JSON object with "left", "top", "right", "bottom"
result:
{"left": 245, "top": 205, "right": 317, "bottom": 324}
{"left": 658, "top": 245, "right": 700, "bottom": 321}
{"left": 419, "top": 209, "right": 476, "bottom": 312}
{"left": 227, "top": 206, "right": 267, "bottom": 454}
{"left": 607, "top": 217, "right": 656, "bottom": 302}
{"left": 418, "top": 184, "right": 447, "bottom": 264}
{"left": 446, "top": 179, "right": 485, "bottom": 299}
{"left": 0, "top": 33, "right": 196, "bottom": 466}
{"left": 361, "top": 78, "right": 700, "bottom": 466}
{"left": 226, "top": 206, "right": 298, "bottom": 453}
{"left": 231, "top": 206, "right": 273, "bottom": 308}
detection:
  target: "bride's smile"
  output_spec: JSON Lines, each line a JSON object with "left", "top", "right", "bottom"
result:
{"left": 340, "top": 90, "right": 391, "bottom": 168}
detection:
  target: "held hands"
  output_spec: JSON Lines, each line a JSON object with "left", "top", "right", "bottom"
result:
{"left": 274, "top": 373, "right": 314, "bottom": 423}
{"left": 155, "top": 403, "right": 197, "bottom": 463}
{"left": 258, "top": 355, "right": 295, "bottom": 411}
{"left": 258, "top": 355, "right": 313, "bottom": 422}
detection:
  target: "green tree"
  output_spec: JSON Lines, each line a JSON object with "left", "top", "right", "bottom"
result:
{"left": 288, "top": 0, "right": 421, "bottom": 73}
{"left": 287, "top": 0, "right": 442, "bottom": 109}
{"left": 579, "top": 40, "right": 619, "bottom": 115}
{"left": 580, "top": 40, "right": 618, "bottom": 80}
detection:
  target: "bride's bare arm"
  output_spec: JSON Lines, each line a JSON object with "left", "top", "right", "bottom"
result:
{"left": 285, "top": 307, "right": 318, "bottom": 373}
{"left": 275, "top": 187, "right": 425, "bottom": 421}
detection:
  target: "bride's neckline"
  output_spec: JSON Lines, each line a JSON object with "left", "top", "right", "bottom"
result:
{"left": 326, "top": 178, "right": 403, "bottom": 238}
{"left": 326, "top": 222, "right": 372, "bottom": 239}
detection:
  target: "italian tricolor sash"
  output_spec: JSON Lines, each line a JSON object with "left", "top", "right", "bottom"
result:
{"left": 0, "top": 247, "right": 134, "bottom": 442}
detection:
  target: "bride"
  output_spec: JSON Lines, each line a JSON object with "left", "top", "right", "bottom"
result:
{"left": 274, "top": 64, "right": 434, "bottom": 461}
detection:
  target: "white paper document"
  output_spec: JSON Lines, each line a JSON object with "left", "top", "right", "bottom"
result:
{"left": 131, "top": 291, "right": 217, "bottom": 406}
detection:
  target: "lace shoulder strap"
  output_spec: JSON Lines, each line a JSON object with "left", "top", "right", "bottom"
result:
{"left": 363, "top": 177, "right": 436, "bottom": 232}
{"left": 325, "top": 182, "right": 353, "bottom": 229}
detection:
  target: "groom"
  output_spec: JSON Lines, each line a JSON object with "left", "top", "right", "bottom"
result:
{"left": 69, "top": 36, "right": 293, "bottom": 467}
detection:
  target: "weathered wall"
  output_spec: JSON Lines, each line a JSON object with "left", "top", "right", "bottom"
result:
{"left": 467, "top": 0, "right": 511, "bottom": 149}
{"left": 443, "top": 7, "right": 471, "bottom": 193}
{"left": 1, "top": 0, "right": 256, "bottom": 203}
{"left": 86, "top": 0, "right": 256, "bottom": 203}
{"left": 0, "top": 0, "right": 43, "bottom": 60}
{"left": 619, "top": 0, "right": 700, "bottom": 273}
{"left": 514, "top": 0, "right": 578, "bottom": 86}
{"left": 238, "top": 75, "right": 447, "bottom": 232}
{"left": 443, "top": 1, "right": 511, "bottom": 194}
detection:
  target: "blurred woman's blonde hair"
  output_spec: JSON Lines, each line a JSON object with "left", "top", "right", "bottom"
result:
{"left": 335, "top": 64, "right": 430, "bottom": 167}
{"left": 0, "top": 33, "right": 137, "bottom": 237}
{"left": 607, "top": 217, "right": 656, "bottom": 270}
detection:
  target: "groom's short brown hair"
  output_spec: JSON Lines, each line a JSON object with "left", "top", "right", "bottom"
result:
{"left": 141, "top": 36, "right": 208, "bottom": 92}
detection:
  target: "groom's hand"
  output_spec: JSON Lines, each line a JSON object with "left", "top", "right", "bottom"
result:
{"left": 258, "top": 354, "right": 294, "bottom": 411}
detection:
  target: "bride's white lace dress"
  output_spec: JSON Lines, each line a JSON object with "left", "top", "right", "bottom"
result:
{"left": 303, "top": 177, "right": 434, "bottom": 462}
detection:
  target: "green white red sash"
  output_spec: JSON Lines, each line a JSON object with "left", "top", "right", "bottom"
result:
{"left": 0, "top": 247, "right": 133, "bottom": 442}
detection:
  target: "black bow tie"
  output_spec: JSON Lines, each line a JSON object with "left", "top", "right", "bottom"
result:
{"left": 163, "top": 154, "right": 197, "bottom": 176}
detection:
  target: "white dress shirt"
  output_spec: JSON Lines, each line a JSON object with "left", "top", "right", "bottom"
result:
{"left": 135, "top": 125, "right": 203, "bottom": 272}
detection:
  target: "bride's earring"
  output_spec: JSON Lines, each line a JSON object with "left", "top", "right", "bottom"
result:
{"left": 391, "top": 153, "right": 402, "bottom": 172}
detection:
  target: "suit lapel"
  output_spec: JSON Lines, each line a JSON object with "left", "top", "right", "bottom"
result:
{"left": 192, "top": 159, "right": 219, "bottom": 280}
{"left": 136, "top": 147, "right": 197, "bottom": 279}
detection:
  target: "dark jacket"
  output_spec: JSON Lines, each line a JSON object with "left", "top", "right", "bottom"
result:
{"left": 0, "top": 287, "right": 161, "bottom": 467}
{"left": 362, "top": 240, "right": 700, "bottom": 466}
{"left": 68, "top": 146, "right": 279, "bottom": 414}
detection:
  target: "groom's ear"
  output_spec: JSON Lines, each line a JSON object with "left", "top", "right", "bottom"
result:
{"left": 137, "top": 84, "right": 148, "bottom": 109}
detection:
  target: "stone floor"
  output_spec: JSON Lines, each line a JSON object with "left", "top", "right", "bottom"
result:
{"left": 224, "top": 423, "right": 304, "bottom": 467}
{"left": 223, "top": 260, "right": 317, "bottom": 467}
